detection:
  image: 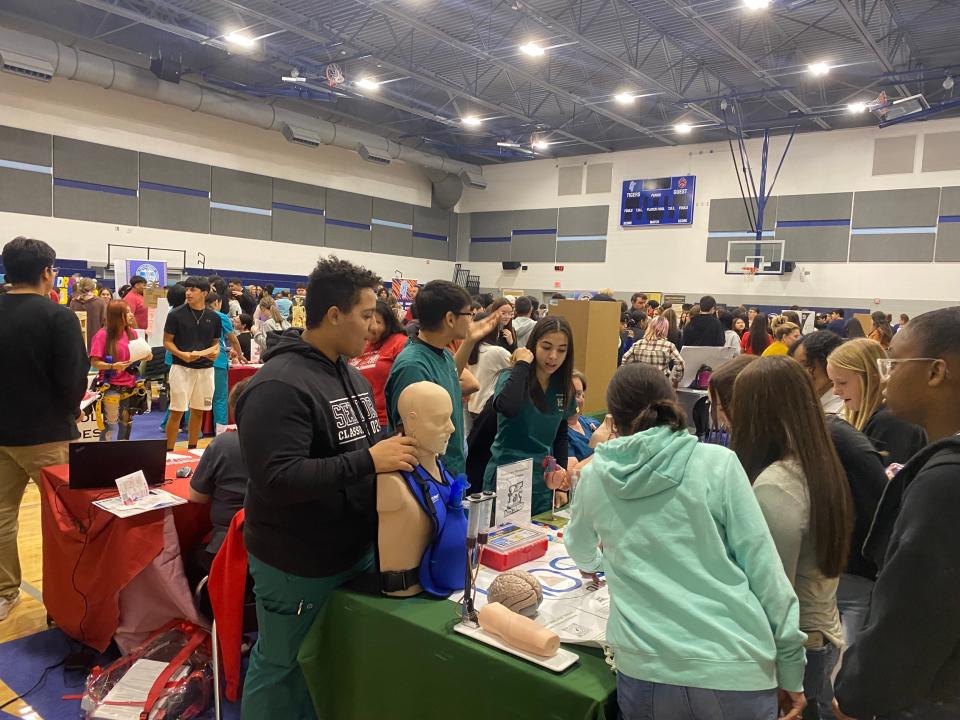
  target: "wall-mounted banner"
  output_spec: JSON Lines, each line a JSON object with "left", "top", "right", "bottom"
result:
{"left": 117, "top": 259, "right": 167, "bottom": 289}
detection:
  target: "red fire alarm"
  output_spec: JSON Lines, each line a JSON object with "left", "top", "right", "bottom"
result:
{"left": 553, "top": 281, "right": 562, "bottom": 288}
{"left": 554, "top": 265, "right": 564, "bottom": 271}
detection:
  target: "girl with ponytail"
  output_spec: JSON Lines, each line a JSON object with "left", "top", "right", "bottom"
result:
{"left": 566, "top": 362, "right": 807, "bottom": 720}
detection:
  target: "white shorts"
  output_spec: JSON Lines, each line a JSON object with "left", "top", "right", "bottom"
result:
{"left": 168, "top": 365, "right": 215, "bottom": 412}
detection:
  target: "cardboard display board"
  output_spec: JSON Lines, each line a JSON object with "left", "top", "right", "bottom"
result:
{"left": 550, "top": 299, "right": 621, "bottom": 416}
{"left": 75, "top": 310, "right": 87, "bottom": 347}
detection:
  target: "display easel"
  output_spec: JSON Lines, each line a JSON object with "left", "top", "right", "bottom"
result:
{"left": 549, "top": 299, "right": 620, "bottom": 416}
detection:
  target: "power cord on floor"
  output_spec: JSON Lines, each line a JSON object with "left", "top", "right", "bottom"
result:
{"left": 0, "top": 654, "right": 68, "bottom": 711}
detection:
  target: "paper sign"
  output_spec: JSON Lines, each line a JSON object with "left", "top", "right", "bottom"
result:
{"left": 115, "top": 470, "right": 149, "bottom": 506}
{"left": 495, "top": 458, "right": 533, "bottom": 526}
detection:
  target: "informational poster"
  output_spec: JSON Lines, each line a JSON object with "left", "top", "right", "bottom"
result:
{"left": 784, "top": 309, "right": 817, "bottom": 335}
{"left": 76, "top": 392, "right": 102, "bottom": 442}
{"left": 117, "top": 259, "right": 167, "bottom": 289}
{"left": 451, "top": 542, "right": 609, "bottom": 646}
{"left": 495, "top": 458, "right": 533, "bottom": 526}
{"left": 392, "top": 277, "right": 419, "bottom": 319}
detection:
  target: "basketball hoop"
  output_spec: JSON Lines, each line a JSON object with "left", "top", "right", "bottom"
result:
{"left": 325, "top": 63, "right": 344, "bottom": 88}
{"left": 741, "top": 266, "right": 759, "bottom": 283}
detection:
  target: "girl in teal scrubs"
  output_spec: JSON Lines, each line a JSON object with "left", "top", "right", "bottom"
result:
{"left": 483, "top": 317, "right": 576, "bottom": 515}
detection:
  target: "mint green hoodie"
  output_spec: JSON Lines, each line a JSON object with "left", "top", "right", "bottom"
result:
{"left": 565, "top": 426, "right": 807, "bottom": 692}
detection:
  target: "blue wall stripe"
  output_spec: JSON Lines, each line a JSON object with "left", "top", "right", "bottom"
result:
{"left": 412, "top": 231, "right": 448, "bottom": 242}
{"left": 139, "top": 180, "right": 209, "bottom": 198}
{"left": 325, "top": 218, "right": 371, "bottom": 231}
{"left": 556, "top": 235, "right": 607, "bottom": 242}
{"left": 470, "top": 236, "right": 511, "bottom": 243}
{"left": 210, "top": 201, "right": 272, "bottom": 216}
{"left": 776, "top": 219, "right": 850, "bottom": 228}
{"left": 707, "top": 230, "right": 776, "bottom": 238}
{"left": 851, "top": 226, "right": 937, "bottom": 235}
{"left": 371, "top": 218, "right": 412, "bottom": 230}
{"left": 0, "top": 159, "right": 52, "bottom": 174}
{"left": 273, "top": 202, "right": 325, "bottom": 217}
{"left": 939, "top": 216, "right": 960, "bottom": 223}
{"left": 54, "top": 177, "right": 137, "bottom": 197}
{"left": 512, "top": 228, "right": 557, "bottom": 236}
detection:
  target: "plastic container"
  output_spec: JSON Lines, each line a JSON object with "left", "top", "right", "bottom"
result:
{"left": 480, "top": 523, "right": 549, "bottom": 571}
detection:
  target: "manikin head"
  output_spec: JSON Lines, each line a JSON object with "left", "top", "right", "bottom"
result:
{"left": 397, "top": 381, "right": 455, "bottom": 457}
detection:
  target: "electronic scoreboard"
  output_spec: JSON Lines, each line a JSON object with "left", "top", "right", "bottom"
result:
{"left": 620, "top": 175, "right": 696, "bottom": 227}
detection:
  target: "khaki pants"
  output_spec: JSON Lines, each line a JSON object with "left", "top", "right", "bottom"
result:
{"left": 0, "top": 441, "right": 69, "bottom": 600}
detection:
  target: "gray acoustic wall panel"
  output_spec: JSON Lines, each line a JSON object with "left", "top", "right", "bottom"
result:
{"left": 413, "top": 206, "right": 450, "bottom": 238}
{"left": 54, "top": 185, "right": 137, "bottom": 225}
{"left": 872, "top": 135, "right": 917, "bottom": 175}
{"left": 469, "top": 240, "right": 511, "bottom": 262}
{"left": 510, "top": 208, "right": 558, "bottom": 232}
{"left": 325, "top": 223, "right": 371, "bottom": 252}
{"left": 0, "top": 168, "right": 51, "bottom": 216}
{"left": 585, "top": 163, "right": 613, "bottom": 194}
{"left": 556, "top": 240, "right": 607, "bottom": 263}
{"left": 372, "top": 198, "right": 411, "bottom": 225}
{"left": 471, "top": 211, "right": 511, "bottom": 239}
{"left": 922, "top": 131, "right": 960, "bottom": 173}
{"left": 211, "top": 208, "right": 271, "bottom": 241}
{"left": 777, "top": 192, "right": 852, "bottom": 221}
{"left": 326, "top": 189, "right": 371, "bottom": 224}
{"left": 273, "top": 179, "right": 325, "bottom": 211}
{"left": 273, "top": 209, "right": 324, "bottom": 247}
{"left": 852, "top": 188, "right": 940, "bottom": 228}
{"left": 412, "top": 236, "right": 449, "bottom": 261}
{"left": 448, "top": 213, "right": 460, "bottom": 262}
{"left": 558, "top": 166, "right": 583, "bottom": 196}
{"left": 935, "top": 224, "right": 960, "bottom": 262}
{"left": 140, "top": 189, "right": 210, "bottom": 234}
{"left": 372, "top": 225, "right": 412, "bottom": 256}
{"left": 140, "top": 154, "right": 210, "bottom": 191}
{"left": 211, "top": 168, "right": 272, "bottom": 209}
{"left": 53, "top": 137, "right": 137, "bottom": 189}
{"left": 708, "top": 197, "right": 778, "bottom": 231}
{"left": 777, "top": 228, "right": 850, "bottom": 263}
{"left": 849, "top": 233, "right": 935, "bottom": 262}
{"left": 705, "top": 237, "right": 730, "bottom": 262}
{"left": 935, "top": 186, "right": 960, "bottom": 261}
{"left": 0, "top": 126, "right": 51, "bottom": 165}
{"left": 139, "top": 155, "right": 211, "bottom": 233}
{"left": 557, "top": 205, "right": 609, "bottom": 237}
{"left": 510, "top": 234, "right": 556, "bottom": 263}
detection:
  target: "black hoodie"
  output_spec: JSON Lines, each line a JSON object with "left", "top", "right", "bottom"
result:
{"left": 681, "top": 313, "right": 725, "bottom": 347}
{"left": 237, "top": 334, "right": 383, "bottom": 577}
{"left": 834, "top": 437, "right": 960, "bottom": 718}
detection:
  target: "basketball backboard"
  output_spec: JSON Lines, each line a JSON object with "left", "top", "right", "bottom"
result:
{"left": 724, "top": 239, "right": 786, "bottom": 275}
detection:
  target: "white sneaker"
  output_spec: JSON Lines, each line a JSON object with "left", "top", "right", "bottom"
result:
{"left": 0, "top": 590, "right": 22, "bottom": 621}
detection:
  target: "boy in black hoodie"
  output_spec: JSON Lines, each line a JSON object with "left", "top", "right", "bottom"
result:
{"left": 236, "top": 256, "right": 418, "bottom": 720}
{"left": 834, "top": 306, "right": 960, "bottom": 720}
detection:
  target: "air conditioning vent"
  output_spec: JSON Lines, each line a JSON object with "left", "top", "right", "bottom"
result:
{"left": 357, "top": 144, "right": 391, "bottom": 165}
{"left": 460, "top": 171, "right": 487, "bottom": 190}
{"left": 280, "top": 123, "right": 322, "bottom": 148}
{"left": 0, "top": 50, "right": 54, "bottom": 82}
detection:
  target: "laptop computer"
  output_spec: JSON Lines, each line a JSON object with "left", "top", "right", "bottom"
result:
{"left": 68, "top": 439, "right": 168, "bottom": 489}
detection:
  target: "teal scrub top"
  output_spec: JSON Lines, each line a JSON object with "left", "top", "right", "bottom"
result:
{"left": 483, "top": 371, "right": 575, "bottom": 516}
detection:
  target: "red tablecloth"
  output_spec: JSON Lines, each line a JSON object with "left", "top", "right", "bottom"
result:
{"left": 38, "top": 461, "right": 210, "bottom": 651}
{"left": 202, "top": 363, "right": 262, "bottom": 434}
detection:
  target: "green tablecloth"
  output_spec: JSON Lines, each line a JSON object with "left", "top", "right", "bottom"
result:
{"left": 298, "top": 586, "right": 618, "bottom": 720}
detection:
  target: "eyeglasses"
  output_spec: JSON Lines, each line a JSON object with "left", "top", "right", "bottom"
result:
{"left": 455, "top": 312, "right": 473, "bottom": 317}
{"left": 876, "top": 357, "right": 940, "bottom": 381}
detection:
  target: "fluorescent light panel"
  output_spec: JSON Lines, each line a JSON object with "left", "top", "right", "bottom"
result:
{"left": 519, "top": 42, "right": 545, "bottom": 57}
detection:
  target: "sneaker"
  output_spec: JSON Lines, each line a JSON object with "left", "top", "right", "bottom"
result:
{"left": 0, "top": 590, "right": 21, "bottom": 621}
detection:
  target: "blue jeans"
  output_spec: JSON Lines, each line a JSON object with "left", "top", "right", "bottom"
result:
{"left": 212, "top": 365, "right": 228, "bottom": 428}
{"left": 803, "top": 641, "right": 840, "bottom": 719}
{"left": 837, "top": 574, "right": 874, "bottom": 648}
{"left": 616, "top": 674, "right": 778, "bottom": 720}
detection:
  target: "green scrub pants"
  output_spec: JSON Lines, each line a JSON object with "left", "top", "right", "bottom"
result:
{"left": 241, "top": 551, "right": 374, "bottom": 720}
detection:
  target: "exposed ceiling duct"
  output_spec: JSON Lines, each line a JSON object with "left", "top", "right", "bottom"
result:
{"left": 0, "top": 25, "right": 483, "bottom": 185}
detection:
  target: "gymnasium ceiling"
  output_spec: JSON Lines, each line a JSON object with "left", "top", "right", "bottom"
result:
{"left": 1, "top": 0, "right": 958, "bottom": 164}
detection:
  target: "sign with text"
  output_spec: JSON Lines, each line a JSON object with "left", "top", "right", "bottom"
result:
{"left": 495, "top": 458, "right": 533, "bottom": 526}
{"left": 118, "top": 260, "right": 167, "bottom": 289}
{"left": 620, "top": 175, "right": 696, "bottom": 226}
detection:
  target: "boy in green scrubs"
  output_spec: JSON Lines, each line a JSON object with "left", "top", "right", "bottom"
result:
{"left": 385, "top": 281, "right": 498, "bottom": 475}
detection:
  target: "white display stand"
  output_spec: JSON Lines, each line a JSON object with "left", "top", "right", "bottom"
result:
{"left": 453, "top": 622, "right": 580, "bottom": 673}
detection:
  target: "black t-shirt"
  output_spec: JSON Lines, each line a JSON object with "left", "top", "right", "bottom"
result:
{"left": 237, "top": 331, "right": 252, "bottom": 362}
{"left": 164, "top": 304, "right": 221, "bottom": 368}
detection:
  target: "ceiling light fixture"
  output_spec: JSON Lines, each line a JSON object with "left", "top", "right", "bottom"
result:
{"left": 944, "top": 74, "right": 955, "bottom": 90}
{"left": 808, "top": 61, "right": 830, "bottom": 77}
{"left": 519, "top": 42, "right": 545, "bottom": 57}
{"left": 614, "top": 92, "right": 635, "bottom": 104}
{"left": 225, "top": 31, "right": 256, "bottom": 48}
{"left": 497, "top": 141, "right": 520, "bottom": 148}
{"left": 847, "top": 102, "right": 868, "bottom": 113}
{"left": 282, "top": 68, "right": 306, "bottom": 83}
{"left": 532, "top": 139, "right": 549, "bottom": 150}
{"left": 743, "top": 0, "right": 771, "bottom": 9}
{"left": 674, "top": 123, "right": 693, "bottom": 134}
{"left": 462, "top": 116, "right": 483, "bottom": 127}
{"left": 355, "top": 77, "right": 380, "bottom": 91}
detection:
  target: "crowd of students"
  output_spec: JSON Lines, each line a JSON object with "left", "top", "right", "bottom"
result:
{"left": 1, "top": 234, "right": 957, "bottom": 720}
